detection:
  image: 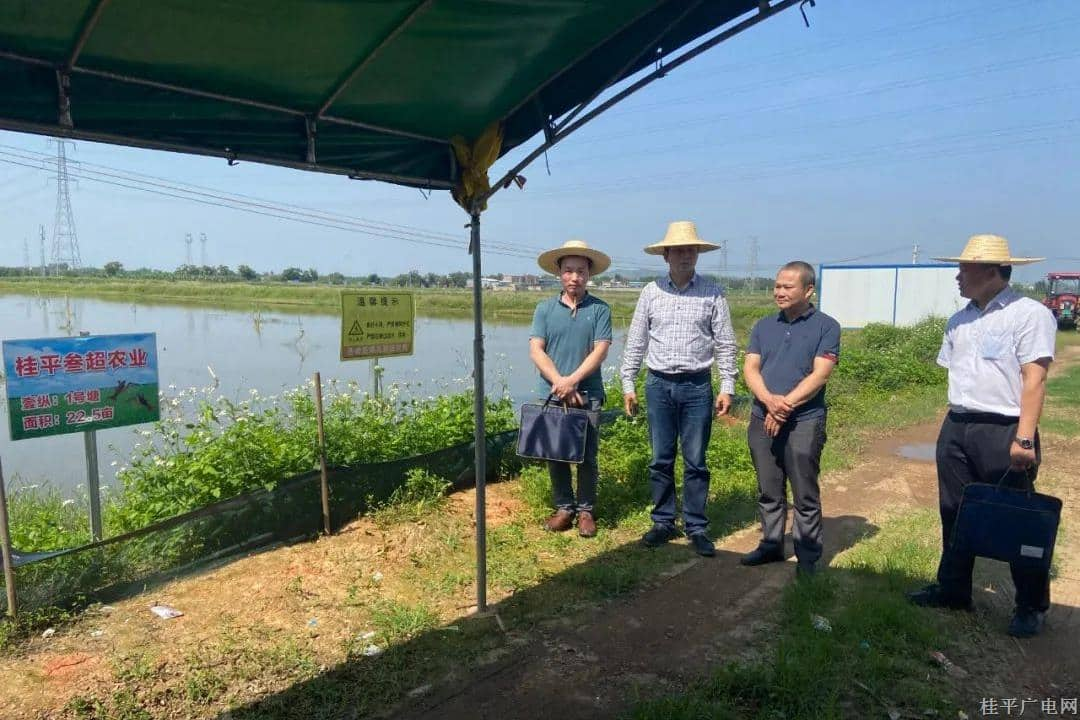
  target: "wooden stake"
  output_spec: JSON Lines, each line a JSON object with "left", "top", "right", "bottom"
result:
{"left": 313, "top": 372, "right": 331, "bottom": 535}
{"left": 0, "top": 457, "right": 18, "bottom": 617}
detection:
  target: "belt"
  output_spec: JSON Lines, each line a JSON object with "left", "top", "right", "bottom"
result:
{"left": 947, "top": 410, "right": 1019, "bottom": 426}
{"left": 647, "top": 368, "right": 710, "bottom": 382}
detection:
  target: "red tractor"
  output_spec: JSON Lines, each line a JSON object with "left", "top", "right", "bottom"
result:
{"left": 1044, "top": 272, "right": 1080, "bottom": 330}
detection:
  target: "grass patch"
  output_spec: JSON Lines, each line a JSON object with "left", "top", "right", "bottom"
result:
{"left": 628, "top": 510, "right": 966, "bottom": 720}
{"left": 1042, "top": 360, "right": 1080, "bottom": 436}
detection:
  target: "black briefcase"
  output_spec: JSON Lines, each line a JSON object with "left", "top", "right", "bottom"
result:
{"left": 950, "top": 472, "right": 1062, "bottom": 571}
{"left": 516, "top": 395, "right": 589, "bottom": 464}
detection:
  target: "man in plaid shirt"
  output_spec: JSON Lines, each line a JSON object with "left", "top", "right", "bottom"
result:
{"left": 620, "top": 221, "right": 737, "bottom": 557}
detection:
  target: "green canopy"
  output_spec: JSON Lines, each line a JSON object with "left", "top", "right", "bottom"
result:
{"left": 0, "top": 0, "right": 801, "bottom": 193}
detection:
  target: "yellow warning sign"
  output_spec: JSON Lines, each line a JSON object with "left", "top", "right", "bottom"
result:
{"left": 340, "top": 290, "right": 415, "bottom": 360}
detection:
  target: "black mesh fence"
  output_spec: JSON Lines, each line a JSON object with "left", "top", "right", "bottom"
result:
{"left": 1, "top": 428, "right": 524, "bottom": 614}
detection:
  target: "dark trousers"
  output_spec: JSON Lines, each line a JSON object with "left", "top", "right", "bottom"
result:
{"left": 747, "top": 414, "right": 827, "bottom": 563}
{"left": 549, "top": 393, "right": 603, "bottom": 514}
{"left": 645, "top": 370, "right": 713, "bottom": 535}
{"left": 935, "top": 412, "right": 1048, "bottom": 611}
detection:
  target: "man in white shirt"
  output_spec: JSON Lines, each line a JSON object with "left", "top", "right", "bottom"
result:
{"left": 906, "top": 234, "right": 1057, "bottom": 638}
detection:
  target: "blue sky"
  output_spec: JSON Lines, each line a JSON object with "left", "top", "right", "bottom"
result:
{"left": 0, "top": 0, "right": 1076, "bottom": 283}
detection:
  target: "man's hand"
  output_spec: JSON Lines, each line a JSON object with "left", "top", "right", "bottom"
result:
{"left": 623, "top": 391, "right": 638, "bottom": 416}
{"left": 715, "top": 393, "right": 732, "bottom": 417}
{"left": 551, "top": 375, "right": 577, "bottom": 401}
{"left": 566, "top": 391, "right": 585, "bottom": 408}
{"left": 764, "top": 413, "right": 783, "bottom": 438}
{"left": 764, "top": 394, "right": 793, "bottom": 421}
{"left": 1010, "top": 440, "right": 1037, "bottom": 470}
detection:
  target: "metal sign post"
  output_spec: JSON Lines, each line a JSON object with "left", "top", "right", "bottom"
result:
{"left": 313, "top": 372, "right": 331, "bottom": 535}
{"left": 0, "top": 457, "right": 18, "bottom": 616}
{"left": 84, "top": 429, "right": 102, "bottom": 541}
{"left": 373, "top": 358, "right": 383, "bottom": 398}
{"left": 79, "top": 330, "right": 102, "bottom": 541}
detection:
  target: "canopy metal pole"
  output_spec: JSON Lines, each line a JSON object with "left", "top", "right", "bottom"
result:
{"left": 0, "top": 457, "right": 18, "bottom": 617}
{"left": 469, "top": 210, "right": 487, "bottom": 612}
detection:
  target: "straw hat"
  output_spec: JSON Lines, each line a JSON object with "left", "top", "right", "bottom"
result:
{"left": 537, "top": 239, "right": 611, "bottom": 275}
{"left": 644, "top": 220, "right": 720, "bottom": 255}
{"left": 933, "top": 234, "right": 1044, "bottom": 265}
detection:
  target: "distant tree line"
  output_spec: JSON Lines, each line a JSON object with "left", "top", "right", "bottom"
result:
{"left": 0, "top": 264, "right": 1044, "bottom": 296}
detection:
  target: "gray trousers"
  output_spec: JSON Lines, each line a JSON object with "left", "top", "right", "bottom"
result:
{"left": 747, "top": 414, "right": 827, "bottom": 562}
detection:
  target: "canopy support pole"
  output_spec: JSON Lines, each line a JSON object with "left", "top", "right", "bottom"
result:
{"left": 469, "top": 210, "right": 488, "bottom": 612}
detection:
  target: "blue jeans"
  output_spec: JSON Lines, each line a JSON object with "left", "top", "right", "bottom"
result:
{"left": 645, "top": 370, "right": 713, "bottom": 535}
{"left": 548, "top": 392, "right": 603, "bottom": 514}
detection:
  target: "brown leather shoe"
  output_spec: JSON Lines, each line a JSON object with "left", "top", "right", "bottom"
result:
{"left": 577, "top": 511, "right": 597, "bottom": 538}
{"left": 544, "top": 509, "right": 575, "bottom": 532}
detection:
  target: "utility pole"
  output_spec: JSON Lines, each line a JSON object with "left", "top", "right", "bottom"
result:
{"left": 199, "top": 232, "right": 208, "bottom": 266}
{"left": 719, "top": 238, "right": 729, "bottom": 277}
{"left": 911, "top": 242, "right": 920, "bottom": 264}
{"left": 22, "top": 237, "right": 30, "bottom": 274}
{"left": 50, "top": 140, "right": 81, "bottom": 274}
{"left": 748, "top": 236, "right": 759, "bottom": 293}
{"left": 39, "top": 225, "right": 46, "bottom": 277}
{"left": 184, "top": 233, "right": 193, "bottom": 266}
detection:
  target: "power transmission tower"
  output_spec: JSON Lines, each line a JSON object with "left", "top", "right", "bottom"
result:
{"left": 50, "top": 141, "right": 81, "bottom": 273}
{"left": 719, "top": 238, "right": 729, "bottom": 276}
{"left": 185, "top": 233, "right": 193, "bottom": 265}
{"left": 199, "top": 232, "right": 208, "bottom": 266}
{"left": 23, "top": 237, "right": 30, "bottom": 274}
{"left": 748, "top": 236, "right": 759, "bottom": 293}
{"left": 911, "top": 242, "right": 920, "bottom": 264}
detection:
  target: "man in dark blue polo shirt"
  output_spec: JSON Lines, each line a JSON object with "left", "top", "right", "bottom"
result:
{"left": 530, "top": 240, "right": 613, "bottom": 538}
{"left": 741, "top": 261, "right": 840, "bottom": 576}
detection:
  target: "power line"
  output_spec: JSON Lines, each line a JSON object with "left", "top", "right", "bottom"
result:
{"left": 0, "top": 148, "right": 547, "bottom": 262}
{"left": 610, "top": 11, "right": 1079, "bottom": 117}
{"left": 573, "top": 47, "right": 1080, "bottom": 149}
{"left": 529, "top": 117, "right": 1080, "bottom": 197}
{"left": 554, "top": 80, "right": 1080, "bottom": 169}
{"left": 608, "top": 0, "right": 1031, "bottom": 99}
{"left": 0, "top": 143, "right": 681, "bottom": 270}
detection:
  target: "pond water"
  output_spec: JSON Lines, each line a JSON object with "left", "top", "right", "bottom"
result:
{"left": 0, "top": 294, "right": 626, "bottom": 493}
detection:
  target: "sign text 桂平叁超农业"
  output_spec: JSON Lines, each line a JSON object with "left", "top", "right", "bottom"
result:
{"left": 3, "top": 333, "right": 160, "bottom": 440}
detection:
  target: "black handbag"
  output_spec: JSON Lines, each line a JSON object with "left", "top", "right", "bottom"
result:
{"left": 516, "top": 395, "right": 590, "bottom": 463}
{"left": 950, "top": 469, "right": 1062, "bottom": 571}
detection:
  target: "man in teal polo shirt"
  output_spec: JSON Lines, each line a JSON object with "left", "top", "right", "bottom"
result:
{"left": 529, "top": 239, "right": 613, "bottom": 538}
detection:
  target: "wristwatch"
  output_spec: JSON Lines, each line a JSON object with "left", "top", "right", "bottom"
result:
{"left": 1015, "top": 436, "right": 1034, "bottom": 450}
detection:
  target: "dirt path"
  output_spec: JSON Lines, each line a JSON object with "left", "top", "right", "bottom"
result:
{"left": 400, "top": 416, "right": 1079, "bottom": 719}
{"left": 400, "top": 426, "right": 939, "bottom": 719}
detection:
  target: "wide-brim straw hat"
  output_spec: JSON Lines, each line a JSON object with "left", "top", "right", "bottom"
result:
{"left": 933, "top": 234, "right": 1044, "bottom": 265}
{"left": 644, "top": 220, "right": 720, "bottom": 255}
{"left": 537, "top": 239, "right": 611, "bottom": 276}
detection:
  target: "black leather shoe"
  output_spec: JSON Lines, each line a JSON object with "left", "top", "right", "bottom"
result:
{"left": 642, "top": 525, "right": 678, "bottom": 548}
{"left": 740, "top": 545, "right": 784, "bottom": 566}
{"left": 689, "top": 532, "right": 715, "bottom": 557}
{"left": 1008, "top": 607, "right": 1045, "bottom": 638}
{"left": 905, "top": 584, "right": 973, "bottom": 611}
